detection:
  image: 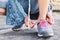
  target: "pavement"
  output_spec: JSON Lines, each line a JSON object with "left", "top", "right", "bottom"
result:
{"left": 0, "top": 12, "right": 60, "bottom": 40}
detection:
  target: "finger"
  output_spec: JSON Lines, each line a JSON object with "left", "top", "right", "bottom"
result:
{"left": 46, "top": 18, "right": 52, "bottom": 25}
{"left": 47, "top": 17, "right": 54, "bottom": 25}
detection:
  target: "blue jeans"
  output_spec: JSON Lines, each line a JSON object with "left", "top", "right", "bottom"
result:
{"left": 6, "top": 0, "right": 52, "bottom": 27}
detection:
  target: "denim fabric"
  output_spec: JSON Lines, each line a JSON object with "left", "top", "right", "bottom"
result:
{"left": 0, "top": 0, "right": 52, "bottom": 27}
{"left": 6, "top": 0, "right": 27, "bottom": 27}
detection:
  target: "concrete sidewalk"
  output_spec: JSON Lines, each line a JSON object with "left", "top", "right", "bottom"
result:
{"left": 0, "top": 12, "right": 60, "bottom": 40}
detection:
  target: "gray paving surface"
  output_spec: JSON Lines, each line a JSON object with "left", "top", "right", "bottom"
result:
{"left": 0, "top": 12, "right": 60, "bottom": 40}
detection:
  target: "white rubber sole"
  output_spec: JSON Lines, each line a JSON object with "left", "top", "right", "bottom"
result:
{"left": 38, "top": 33, "right": 54, "bottom": 37}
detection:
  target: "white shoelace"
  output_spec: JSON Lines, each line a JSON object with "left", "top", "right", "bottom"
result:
{"left": 28, "top": 0, "right": 31, "bottom": 29}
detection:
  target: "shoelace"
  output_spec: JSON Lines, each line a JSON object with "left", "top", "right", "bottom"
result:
{"left": 38, "top": 20, "right": 46, "bottom": 28}
{"left": 27, "top": 0, "right": 31, "bottom": 29}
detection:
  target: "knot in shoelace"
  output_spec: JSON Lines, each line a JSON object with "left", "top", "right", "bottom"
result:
{"left": 38, "top": 20, "right": 46, "bottom": 28}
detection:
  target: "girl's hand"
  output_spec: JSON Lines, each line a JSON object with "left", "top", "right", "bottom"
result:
{"left": 24, "top": 17, "right": 36, "bottom": 28}
{"left": 46, "top": 13, "right": 54, "bottom": 25}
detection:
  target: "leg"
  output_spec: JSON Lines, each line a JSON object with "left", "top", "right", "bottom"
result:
{"left": 37, "top": 0, "right": 54, "bottom": 37}
{"left": 30, "top": 0, "right": 54, "bottom": 37}
{"left": 38, "top": 0, "right": 49, "bottom": 20}
{"left": 6, "top": 0, "right": 28, "bottom": 31}
{"left": 31, "top": 0, "right": 54, "bottom": 25}
{"left": 38, "top": 0, "right": 54, "bottom": 25}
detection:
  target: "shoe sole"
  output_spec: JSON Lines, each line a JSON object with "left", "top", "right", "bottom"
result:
{"left": 38, "top": 33, "right": 54, "bottom": 37}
